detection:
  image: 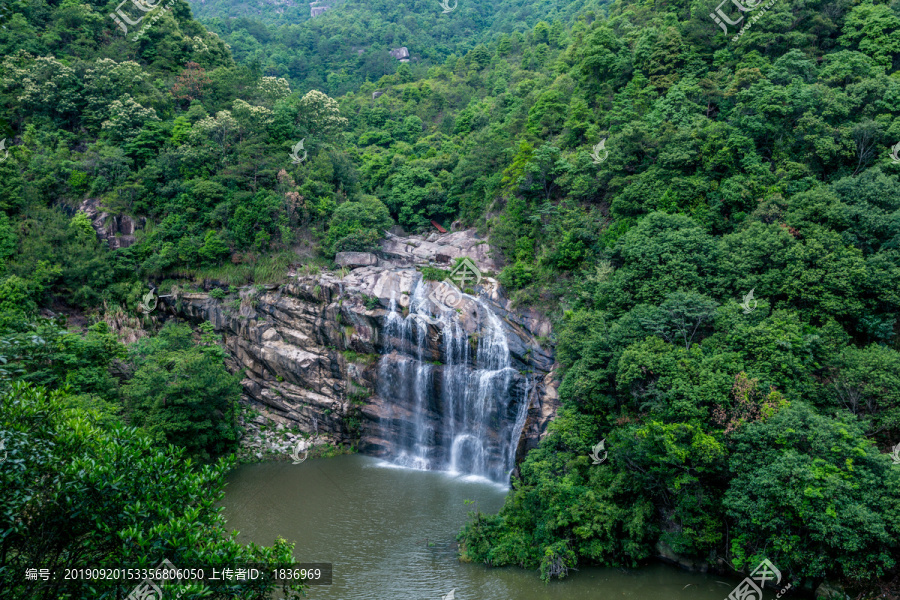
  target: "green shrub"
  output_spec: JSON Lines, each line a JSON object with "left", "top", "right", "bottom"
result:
{"left": 324, "top": 195, "right": 393, "bottom": 256}
{"left": 121, "top": 322, "right": 241, "bottom": 461}
{"left": 498, "top": 261, "right": 535, "bottom": 290}
{"left": 420, "top": 266, "right": 449, "bottom": 281}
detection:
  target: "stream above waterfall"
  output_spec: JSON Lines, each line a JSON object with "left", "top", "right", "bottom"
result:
{"left": 222, "top": 455, "right": 782, "bottom": 600}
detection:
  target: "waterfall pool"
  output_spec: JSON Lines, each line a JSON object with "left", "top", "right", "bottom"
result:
{"left": 222, "top": 454, "right": 775, "bottom": 600}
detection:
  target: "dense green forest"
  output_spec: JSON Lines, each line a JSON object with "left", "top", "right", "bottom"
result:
{"left": 198, "top": 0, "right": 604, "bottom": 95}
{"left": 1, "top": 0, "right": 900, "bottom": 596}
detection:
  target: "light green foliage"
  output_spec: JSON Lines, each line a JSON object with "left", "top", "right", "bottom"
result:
{"left": 199, "top": 229, "right": 231, "bottom": 266}
{"left": 295, "top": 89, "right": 349, "bottom": 140}
{"left": 420, "top": 266, "right": 449, "bottom": 281}
{"left": 725, "top": 403, "right": 900, "bottom": 581}
{"left": 385, "top": 165, "right": 452, "bottom": 230}
{"left": 0, "top": 261, "right": 60, "bottom": 325}
{"left": 0, "top": 317, "right": 124, "bottom": 401}
{"left": 839, "top": 2, "right": 900, "bottom": 69}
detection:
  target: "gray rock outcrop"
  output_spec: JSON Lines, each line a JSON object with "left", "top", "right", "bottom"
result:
{"left": 381, "top": 228, "right": 501, "bottom": 273}
{"left": 310, "top": 1, "right": 329, "bottom": 17}
{"left": 163, "top": 231, "right": 558, "bottom": 475}
{"left": 335, "top": 251, "right": 378, "bottom": 268}
{"left": 389, "top": 47, "right": 410, "bottom": 60}
{"left": 79, "top": 198, "right": 145, "bottom": 250}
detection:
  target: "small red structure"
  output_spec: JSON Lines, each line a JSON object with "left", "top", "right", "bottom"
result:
{"left": 431, "top": 220, "right": 447, "bottom": 233}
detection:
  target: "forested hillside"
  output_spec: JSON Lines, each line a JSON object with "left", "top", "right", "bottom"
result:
{"left": 1, "top": 0, "right": 900, "bottom": 596}
{"left": 198, "top": 0, "right": 605, "bottom": 95}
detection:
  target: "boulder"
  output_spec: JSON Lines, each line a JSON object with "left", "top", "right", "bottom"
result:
{"left": 335, "top": 251, "right": 378, "bottom": 268}
{"left": 381, "top": 228, "right": 500, "bottom": 273}
{"left": 310, "top": 1, "right": 329, "bottom": 17}
{"left": 389, "top": 47, "right": 410, "bottom": 60}
{"left": 79, "top": 198, "right": 146, "bottom": 250}
{"left": 815, "top": 582, "right": 850, "bottom": 600}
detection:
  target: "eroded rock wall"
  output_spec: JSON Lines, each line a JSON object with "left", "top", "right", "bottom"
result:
{"left": 163, "top": 230, "right": 559, "bottom": 471}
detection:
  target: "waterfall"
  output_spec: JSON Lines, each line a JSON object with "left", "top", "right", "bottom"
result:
{"left": 376, "top": 276, "right": 530, "bottom": 484}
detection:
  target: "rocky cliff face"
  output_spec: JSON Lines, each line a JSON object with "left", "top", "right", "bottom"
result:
{"left": 79, "top": 198, "right": 145, "bottom": 250}
{"left": 165, "top": 230, "right": 559, "bottom": 477}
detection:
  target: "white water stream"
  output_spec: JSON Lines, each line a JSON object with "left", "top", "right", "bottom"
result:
{"left": 377, "top": 277, "right": 528, "bottom": 484}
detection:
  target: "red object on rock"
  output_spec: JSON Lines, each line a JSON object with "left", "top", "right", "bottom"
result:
{"left": 431, "top": 220, "right": 447, "bottom": 233}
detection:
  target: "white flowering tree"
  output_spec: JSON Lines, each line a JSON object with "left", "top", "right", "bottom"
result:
{"left": 295, "top": 89, "right": 348, "bottom": 141}
{"left": 82, "top": 59, "right": 160, "bottom": 128}
{"left": 231, "top": 98, "right": 274, "bottom": 133}
{"left": 100, "top": 95, "right": 161, "bottom": 143}
{"left": 0, "top": 52, "right": 80, "bottom": 125}
{"left": 255, "top": 76, "right": 291, "bottom": 107}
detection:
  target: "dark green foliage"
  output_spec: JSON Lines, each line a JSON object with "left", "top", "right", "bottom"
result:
{"left": 419, "top": 266, "right": 450, "bottom": 281}
{"left": 324, "top": 195, "right": 393, "bottom": 256}
{"left": 385, "top": 165, "right": 452, "bottom": 230}
{"left": 0, "top": 382, "right": 305, "bottom": 599}
{"left": 121, "top": 322, "right": 241, "bottom": 461}
{"left": 725, "top": 403, "right": 900, "bottom": 582}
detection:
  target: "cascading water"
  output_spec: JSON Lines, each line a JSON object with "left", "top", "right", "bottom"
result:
{"left": 376, "top": 276, "right": 530, "bottom": 484}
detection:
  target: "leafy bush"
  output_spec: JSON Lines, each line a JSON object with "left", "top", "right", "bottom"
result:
{"left": 498, "top": 261, "right": 535, "bottom": 290}
{"left": 420, "top": 266, "right": 450, "bottom": 281}
{"left": 0, "top": 382, "right": 305, "bottom": 599}
{"left": 121, "top": 322, "right": 241, "bottom": 461}
{"left": 324, "top": 195, "right": 393, "bottom": 256}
